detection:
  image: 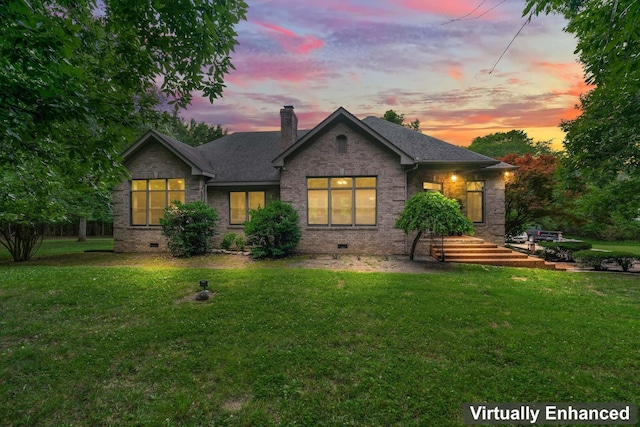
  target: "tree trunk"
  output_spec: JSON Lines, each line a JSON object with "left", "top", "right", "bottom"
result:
{"left": 409, "top": 229, "right": 423, "bottom": 261}
{"left": 78, "top": 218, "right": 87, "bottom": 242}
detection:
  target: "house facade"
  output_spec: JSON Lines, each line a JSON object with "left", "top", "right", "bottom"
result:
{"left": 113, "top": 106, "right": 514, "bottom": 256}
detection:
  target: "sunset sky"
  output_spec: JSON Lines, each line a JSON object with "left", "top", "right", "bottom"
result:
{"left": 181, "top": 0, "right": 590, "bottom": 148}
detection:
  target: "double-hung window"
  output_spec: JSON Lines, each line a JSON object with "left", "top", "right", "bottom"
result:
{"left": 307, "top": 177, "right": 377, "bottom": 226}
{"left": 131, "top": 179, "right": 186, "bottom": 225}
{"left": 229, "top": 191, "right": 265, "bottom": 224}
{"left": 466, "top": 181, "right": 484, "bottom": 223}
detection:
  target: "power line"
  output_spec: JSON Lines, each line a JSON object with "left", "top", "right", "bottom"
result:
{"left": 489, "top": 15, "right": 531, "bottom": 74}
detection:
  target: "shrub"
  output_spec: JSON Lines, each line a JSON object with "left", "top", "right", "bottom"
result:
{"left": 574, "top": 250, "right": 639, "bottom": 271}
{"left": 608, "top": 251, "right": 638, "bottom": 272}
{"left": 539, "top": 241, "right": 592, "bottom": 262}
{"left": 574, "top": 251, "right": 611, "bottom": 270}
{"left": 220, "top": 232, "right": 237, "bottom": 250}
{"left": 160, "top": 200, "right": 218, "bottom": 257}
{"left": 244, "top": 200, "right": 301, "bottom": 259}
{"left": 235, "top": 234, "right": 246, "bottom": 251}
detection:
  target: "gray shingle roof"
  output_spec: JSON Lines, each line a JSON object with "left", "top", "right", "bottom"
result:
{"left": 196, "top": 130, "right": 308, "bottom": 183}
{"left": 126, "top": 109, "right": 509, "bottom": 184}
{"left": 154, "top": 131, "right": 216, "bottom": 174}
{"left": 362, "top": 116, "right": 499, "bottom": 165}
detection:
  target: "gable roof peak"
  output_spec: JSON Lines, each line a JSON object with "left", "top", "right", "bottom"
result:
{"left": 122, "top": 129, "right": 215, "bottom": 177}
{"left": 271, "top": 106, "right": 415, "bottom": 167}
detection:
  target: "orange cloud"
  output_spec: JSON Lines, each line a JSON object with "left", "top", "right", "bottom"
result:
{"left": 256, "top": 22, "right": 324, "bottom": 54}
{"left": 448, "top": 66, "right": 463, "bottom": 81}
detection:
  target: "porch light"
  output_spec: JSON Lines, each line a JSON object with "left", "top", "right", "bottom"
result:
{"left": 451, "top": 174, "right": 457, "bottom": 182}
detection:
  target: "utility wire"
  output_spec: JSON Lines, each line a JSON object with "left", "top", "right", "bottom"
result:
{"left": 489, "top": 15, "right": 531, "bottom": 74}
{"left": 443, "top": 0, "right": 488, "bottom": 24}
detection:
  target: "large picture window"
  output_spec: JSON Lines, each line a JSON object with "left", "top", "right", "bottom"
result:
{"left": 230, "top": 191, "right": 265, "bottom": 224}
{"left": 466, "top": 181, "right": 484, "bottom": 223}
{"left": 307, "top": 177, "right": 377, "bottom": 226}
{"left": 131, "top": 179, "right": 186, "bottom": 225}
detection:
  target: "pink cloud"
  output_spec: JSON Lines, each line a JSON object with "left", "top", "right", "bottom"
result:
{"left": 226, "top": 56, "right": 340, "bottom": 85}
{"left": 256, "top": 22, "right": 324, "bottom": 54}
{"left": 448, "top": 66, "right": 463, "bottom": 81}
{"left": 379, "top": 96, "right": 399, "bottom": 106}
{"left": 396, "top": 0, "right": 504, "bottom": 19}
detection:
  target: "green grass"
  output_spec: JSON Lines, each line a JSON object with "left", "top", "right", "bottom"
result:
{"left": 564, "top": 236, "right": 640, "bottom": 255}
{"left": 1, "top": 258, "right": 639, "bottom": 425}
{"left": 0, "top": 237, "right": 114, "bottom": 262}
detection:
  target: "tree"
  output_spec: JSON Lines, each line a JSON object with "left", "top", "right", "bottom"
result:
{"left": 395, "top": 192, "right": 474, "bottom": 261}
{"left": 0, "top": 0, "right": 247, "bottom": 261}
{"left": 569, "top": 177, "right": 640, "bottom": 240}
{"left": 244, "top": 200, "right": 301, "bottom": 259}
{"left": 560, "top": 87, "right": 640, "bottom": 182}
{"left": 500, "top": 153, "right": 558, "bottom": 236}
{"left": 524, "top": 0, "right": 640, "bottom": 181}
{"left": 154, "top": 113, "right": 228, "bottom": 147}
{"left": 524, "top": 0, "right": 638, "bottom": 87}
{"left": 467, "top": 130, "right": 553, "bottom": 158}
{"left": 160, "top": 201, "right": 219, "bottom": 257}
{"left": 381, "top": 110, "right": 420, "bottom": 131}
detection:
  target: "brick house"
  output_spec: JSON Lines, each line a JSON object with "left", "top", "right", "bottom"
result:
{"left": 113, "top": 106, "right": 514, "bottom": 256}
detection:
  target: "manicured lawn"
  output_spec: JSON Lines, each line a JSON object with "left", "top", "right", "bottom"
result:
{"left": 1, "top": 258, "right": 639, "bottom": 425}
{"left": 588, "top": 240, "right": 640, "bottom": 255}
{"left": 0, "top": 237, "right": 114, "bottom": 262}
{"left": 565, "top": 236, "right": 640, "bottom": 255}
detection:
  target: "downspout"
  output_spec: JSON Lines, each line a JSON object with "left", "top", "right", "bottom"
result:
{"left": 404, "top": 162, "right": 419, "bottom": 255}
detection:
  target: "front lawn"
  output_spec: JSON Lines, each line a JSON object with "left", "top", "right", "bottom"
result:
{"left": 565, "top": 236, "right": 640, "bottom": 256}
{"left": 1, "top": 262, "right": 638, "bottom": 425}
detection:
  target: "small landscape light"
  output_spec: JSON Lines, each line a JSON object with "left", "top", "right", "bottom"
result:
{"left": 199, "top": 280, "right": 209, "bottom": 291}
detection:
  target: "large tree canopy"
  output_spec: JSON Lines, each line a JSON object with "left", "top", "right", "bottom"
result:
{"left": 467, "top": 130, "right": 552, "bottom": 159}
{"left": 524, "top": 0, "right": 639, "bottom": 87}
{"left": 524, "top": 0, "right": 639, "bottom": 181}
{"left": 0, "top": 0, "right": 247, "bottom": 260}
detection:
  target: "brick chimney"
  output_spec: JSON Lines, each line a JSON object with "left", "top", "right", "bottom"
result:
{"left": 280, "top": 105, "right": 298, "bottom": 153}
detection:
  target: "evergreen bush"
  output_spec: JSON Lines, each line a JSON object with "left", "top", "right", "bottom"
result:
{"left": 608, "top": 251, "right": 638, "bottom": 272}
{"left": 160, "top": 200, "right": 218, "bottom": 257}
{"left": 235, "top": 234, "right": 246, "bottom": 251}
{"left": 574, "top": 250, "right": 639, "bottom": 271}
{"left": 539, "top": 241, "right": 592, "bottom": 262}
{"left": 244, "top": 200, "right": 301, "bottom": 259}
{"left": 574, "top": 251, "right": 610, "bottom": 270}
{"left": 220, "top": 232, "right": 237, "bottom": 250}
